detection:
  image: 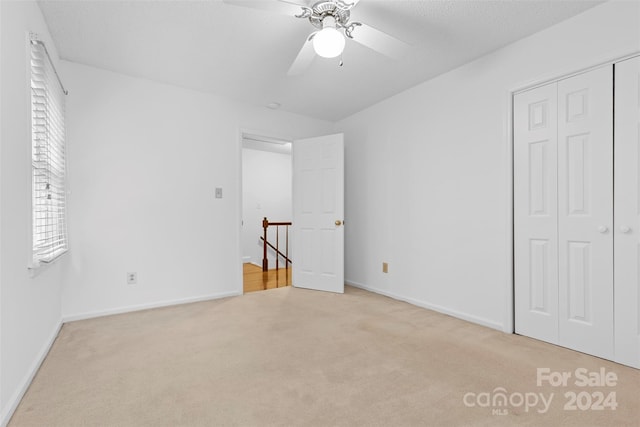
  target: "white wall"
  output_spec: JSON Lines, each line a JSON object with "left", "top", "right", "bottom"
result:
{"left": 60, "top": 61, "right": 334, "bottom": 319}
{"left": 337, "top": 0, "right": 640, "bottom": 331}
{"left": 242, "top": 148, "right": 292, "bottom": 267}
{"left": 0, "top": 1, "right": 66, "bottom": 423}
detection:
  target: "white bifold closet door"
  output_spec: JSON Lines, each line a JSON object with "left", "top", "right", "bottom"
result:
{"left": 557, "top": 66, "right": 614, "bottom": 360}
{"left": 514, "top": 83, "right": 559, "bottom": 345}
{"left": 515, "top": 65, "right": 614, "bottom": 361}
{"left": 614, "top": 57, "right": 640, "bottom": 368}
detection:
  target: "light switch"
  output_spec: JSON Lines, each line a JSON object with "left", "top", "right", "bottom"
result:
{"left": 215, "top": 187, "right": 223, "bottom": 199}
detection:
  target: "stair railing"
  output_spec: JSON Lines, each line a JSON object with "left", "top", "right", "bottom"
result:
{"left": 262, "top": 217, "right": 292, "bottom": 272}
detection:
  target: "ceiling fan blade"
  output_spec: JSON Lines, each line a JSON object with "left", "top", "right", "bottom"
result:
{"left": 335, "top": 0, "right": 361, "bottom": 11}
{"left": 287, "top": 33, "right": 317, "bottom": 76}
{"left": 223, "top": 0, "right": 312, "bottom": 18}
{"left": 346, "top": 22, "right": 410, "bottom": 60}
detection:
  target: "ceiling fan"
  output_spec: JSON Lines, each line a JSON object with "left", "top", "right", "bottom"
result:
{"left": 223, "top": 0, "right": 410, "bottom": 75}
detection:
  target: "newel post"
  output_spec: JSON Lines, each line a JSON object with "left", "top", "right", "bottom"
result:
{"left": 262, "top": 217, "right": 269, "bottom": 271}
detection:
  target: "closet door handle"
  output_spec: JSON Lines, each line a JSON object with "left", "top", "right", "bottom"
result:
{"left": 620, "top": 226, "right": 631, "bottom": 234}
{"left": 597, "top": 226, "right": 609, "bottom": 233}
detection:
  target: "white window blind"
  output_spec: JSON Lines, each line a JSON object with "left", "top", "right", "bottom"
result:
{"left": 31, "top": 38, "right": 68, "bottom": 266}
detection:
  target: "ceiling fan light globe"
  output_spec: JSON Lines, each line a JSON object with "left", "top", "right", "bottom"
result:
{"left": 313, "top": 27, "right": 345, "bottom": 58}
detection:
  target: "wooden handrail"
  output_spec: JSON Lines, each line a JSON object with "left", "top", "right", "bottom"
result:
{"left": 260, "top": 237, "right": 292, "bottom": 264}
{"left": 262, "top": 217, "right": 292, "bottom": 272}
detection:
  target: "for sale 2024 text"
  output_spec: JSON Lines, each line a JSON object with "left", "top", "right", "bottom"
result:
{"left": 537, "top": 367, "right": 618, "bottom": 411}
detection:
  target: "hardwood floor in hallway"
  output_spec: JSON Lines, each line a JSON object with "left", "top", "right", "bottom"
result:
{"left": 243, "top": 262, "right": 292, "bottom": 293}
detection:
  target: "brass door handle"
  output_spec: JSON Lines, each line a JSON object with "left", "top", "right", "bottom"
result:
{"left": 335, "top": 220, "right": 343, "bottom": 226}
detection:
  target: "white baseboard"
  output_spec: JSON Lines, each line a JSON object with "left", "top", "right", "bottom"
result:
{"left": 2, "top": 291, "right": 241, "bottom": 426}
{"left": 6, "top": 283, "right": 504, "bottom": 426}
{"left": 1, "top": 321, "right": 62, "bottom": 427}
{"left": 2, "top": 283, "right": 503, "bottom": 427}
{"left": 242, "top": 256, "right": 251, "bottom": 263}
{"left": 62, "top": 291, "right": 242, "bottom": 323}
{"left": 345, "top": 280, "right": 504, "bottom": 332}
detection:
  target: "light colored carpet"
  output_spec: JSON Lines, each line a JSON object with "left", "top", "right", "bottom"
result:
{"left": 9, "top": 286, "right": 640, "bottom": 426}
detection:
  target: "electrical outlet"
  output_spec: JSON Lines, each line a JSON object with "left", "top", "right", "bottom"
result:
{"left": 382, "top": 262, "right": 389, "bottom": 273}
{"left": 127, "top": 272, "right": 137, "bottom": 284}
{"left": 215, "top": 187, "right": 223, "bottom": 198}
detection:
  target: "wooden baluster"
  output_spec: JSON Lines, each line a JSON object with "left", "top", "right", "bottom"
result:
{"left": 286, "top": 225, "right": 290, "bottom": 286}
{"left": 276, "top": 225, "right": 280, "bottom": 271}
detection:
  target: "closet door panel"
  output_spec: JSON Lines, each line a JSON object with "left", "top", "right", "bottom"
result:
{"left": 514, "top": 83, "right": 559, "bottom": 344}
{"left": 557, "top": 66, "right": 614, "bottom": 360}
{"left": 614, "top": 57, "right": 640, "bottom": 368}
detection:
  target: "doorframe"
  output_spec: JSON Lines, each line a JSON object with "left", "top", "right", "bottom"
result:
{"left": 504, "top": 50, "right": 640, "bottom": 334}
{"left": 236, "top": 127, "right": 294, "bottom": 295}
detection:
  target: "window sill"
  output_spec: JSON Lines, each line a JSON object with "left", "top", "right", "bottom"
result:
{"left": 28, "top": 249, "right": 69, "bottom": 277}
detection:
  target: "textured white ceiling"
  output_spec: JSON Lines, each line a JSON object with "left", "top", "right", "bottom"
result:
{"left": 38, "top": 0, "right": 603, "bottom": 121}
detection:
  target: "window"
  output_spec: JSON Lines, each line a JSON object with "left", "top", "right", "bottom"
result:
{"left": 30, "top": 38, "right": 68, "bottom": 266}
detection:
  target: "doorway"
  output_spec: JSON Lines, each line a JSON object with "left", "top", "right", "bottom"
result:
{"left": 241, "top": 132, "right": 293, "bottom": 293}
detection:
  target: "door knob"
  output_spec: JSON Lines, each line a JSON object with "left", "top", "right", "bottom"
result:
{"left": 620, "top": 226, "right": 631, "bottom": 234}
{"left": 597, "top": 226, "right": 609, "bottom": 233}
{"left": 335, "top": 220, "right": 342, "bottom": 226}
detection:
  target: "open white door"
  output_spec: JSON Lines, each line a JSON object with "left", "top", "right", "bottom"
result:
{"left": 292, "top": 133, "right": 344, "bottom": 293}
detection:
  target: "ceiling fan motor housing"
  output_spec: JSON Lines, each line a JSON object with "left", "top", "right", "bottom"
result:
{"left": 309, "top": 1, "right": 351, "bottom": 29}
